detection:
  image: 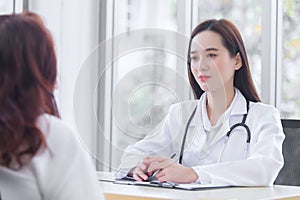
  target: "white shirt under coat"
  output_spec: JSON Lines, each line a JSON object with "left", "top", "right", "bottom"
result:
{"left": 116, "top": 89, "right": 285, "bottom": 186}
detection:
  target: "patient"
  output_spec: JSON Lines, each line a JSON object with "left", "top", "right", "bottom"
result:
{"left": 0, "top": 12, "right": 103, "bottom": 199}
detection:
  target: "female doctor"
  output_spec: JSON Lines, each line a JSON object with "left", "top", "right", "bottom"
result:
{"left": 116, "top": 19, "right": 285, "bottom": 186}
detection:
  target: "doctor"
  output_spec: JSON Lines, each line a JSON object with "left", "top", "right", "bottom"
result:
{"left": 116, "top": 19, "right": 285, "bottom": 186}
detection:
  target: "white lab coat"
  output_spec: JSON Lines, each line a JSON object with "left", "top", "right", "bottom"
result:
{"left": 116, "top": 89, "right": 285, "bottom": 186}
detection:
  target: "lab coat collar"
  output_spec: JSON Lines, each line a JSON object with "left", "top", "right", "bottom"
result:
{"left": 199, "top": 92, "right": 237, "bottom": 132}
{"left": 200, "top": 92, "right": 210, "bottom": 132}
{"left": 230, "top": 88, "right": 248, "bottom": 116}
{"left": 188, "top": 95, "right": 204, "bottom": 127}
{"left": 197, "top": 88, "right": 248, "bottom": 145}
{"left": 186, "top": 88, "right": 248, "bottom": 128}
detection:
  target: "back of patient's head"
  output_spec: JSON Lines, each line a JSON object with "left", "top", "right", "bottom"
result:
{"left": 0, "top": 12, "right": 59, "bottom": 169}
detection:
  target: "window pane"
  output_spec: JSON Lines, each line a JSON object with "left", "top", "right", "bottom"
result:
{"left": 0, "top": 1, "right": 13, "bottom": 14}
{"left": 0, "top": 1, "right": 24, "bottom": 14}
{"left": 110, "top": 0, "right": 191, "bottom": 169}
{"left": 195, "top": 0, "right": 263, "bottom": 95}
{"left": 280, "top": 0, "right": 300, "bottom": 119}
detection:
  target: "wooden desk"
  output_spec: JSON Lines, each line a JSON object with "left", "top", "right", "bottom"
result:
{"left": 97, "top": 172, "right": 300, "bottom": 200}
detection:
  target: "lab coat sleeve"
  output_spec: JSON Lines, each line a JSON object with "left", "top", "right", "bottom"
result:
{"left": 192, "top": 105, "right": 285, "bottom": 186}
{"left": 115, "top": 104, "right": 181, "bottom": 178}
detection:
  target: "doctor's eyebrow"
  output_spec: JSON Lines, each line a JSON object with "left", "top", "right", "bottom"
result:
{"left": 205, "top": 47, "right": 219, "bottom": 52}
{"left": 190, "top": 48, "right": 219, "bottom": 54}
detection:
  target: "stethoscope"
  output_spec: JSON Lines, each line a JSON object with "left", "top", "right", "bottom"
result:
{"left": 179, "top": 100, "right": 251, "bottom": 164}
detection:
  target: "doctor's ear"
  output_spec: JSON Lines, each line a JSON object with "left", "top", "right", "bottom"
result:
{"left": 234, "top": 52, "right": 242, "bottom": 70}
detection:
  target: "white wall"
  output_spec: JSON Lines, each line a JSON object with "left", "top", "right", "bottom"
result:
{"left": 29, "top": 0, "right": 100, "bottom": 159}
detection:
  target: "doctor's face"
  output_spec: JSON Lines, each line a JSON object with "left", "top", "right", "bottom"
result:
{"left": 190, "top": 30, "right": 241, "bottom": 93}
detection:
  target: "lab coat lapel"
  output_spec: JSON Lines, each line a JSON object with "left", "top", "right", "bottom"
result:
{"left": 230, "top": 89, "right": 248, "bottom": 116}
{"left": 184, "top": 101, "right": 201, "bottom": 147}
{"left": 182, "top": 96, "right": 206, "bottom": 157}
{"left": 190, "top": 93, "right": 208, "bottom": 152}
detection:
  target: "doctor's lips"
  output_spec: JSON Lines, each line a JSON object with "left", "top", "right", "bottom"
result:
{"left": 199, "top": 75, "right": 211, "bottom": 82}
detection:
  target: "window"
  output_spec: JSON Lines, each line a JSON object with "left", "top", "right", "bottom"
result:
{"left": 102, "top": 0, "right": 300, "bottom": 171}
{"left": 109, "top": 0, "right": 192, "bottom": 170}
{"left": 0, "top": 1, "right": 23, "bottom": 15}
{"left": 23, "top": 0, "right": 300, "bottom": 173}
{"left": 280, "top": 0, "right": 300, "bottom": 118}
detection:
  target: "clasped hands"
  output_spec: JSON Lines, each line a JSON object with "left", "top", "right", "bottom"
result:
{"left": 129, "top": 155, "right": 198, "bottom": 183}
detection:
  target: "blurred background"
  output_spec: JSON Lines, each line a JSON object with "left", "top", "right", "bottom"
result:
{"left": 1, "top": 0, "right": 300, "bottom": 171}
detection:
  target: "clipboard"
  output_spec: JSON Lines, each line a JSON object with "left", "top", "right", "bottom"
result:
{"left": 113, "top": 177, "right": 230, "bottom": 190}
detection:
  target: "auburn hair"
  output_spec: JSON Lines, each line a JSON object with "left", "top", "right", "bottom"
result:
{"left": 0, "top": 12, "right": 59, "bottom": 169}
{"left": 187, "top": 19, "right": 261, "bottom": 102}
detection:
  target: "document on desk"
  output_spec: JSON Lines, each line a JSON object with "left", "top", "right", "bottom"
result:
{"left": 113, "top": 178, "right": 230, "bottom": 190}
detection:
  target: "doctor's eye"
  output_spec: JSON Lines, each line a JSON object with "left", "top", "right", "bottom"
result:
{"left": 207, "top": 53, "right": 217, "bottom": 58}
{"left": 190, "top": 56, "right": 199, "bottom": 62}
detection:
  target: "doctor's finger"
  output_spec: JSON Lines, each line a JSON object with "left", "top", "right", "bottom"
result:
{"left": 147, "top": 156, "right": 177, "bottom": 168}
{"left": 137, "top": 162, "right": 148, "bottom": 171}
{"left": 148, "top": 157, "right": 177, "bottom": 172}
{"left": 141, "top": 158, "right": 155, "bottom": 168}
{"left": 155, "top": 168, "right": 165, "bottom": 179}
{"left": 147, "top": 160, "right": 171, "bottom": 172}
{"left": 156, "top": 169, "right": 170, "bottom": 182}
{"left": 133, "top": 172, "right": 144, "bottom": 181}
{"left": 157, "top": 175, "right": 169, "bottom": 183}
{"left": 133, "top": 168, "right": 148, "bottom": 181}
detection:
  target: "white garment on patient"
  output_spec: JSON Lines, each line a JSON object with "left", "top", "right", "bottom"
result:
{"left": 0, "top": 114, "right": 104, "bottom": 200}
